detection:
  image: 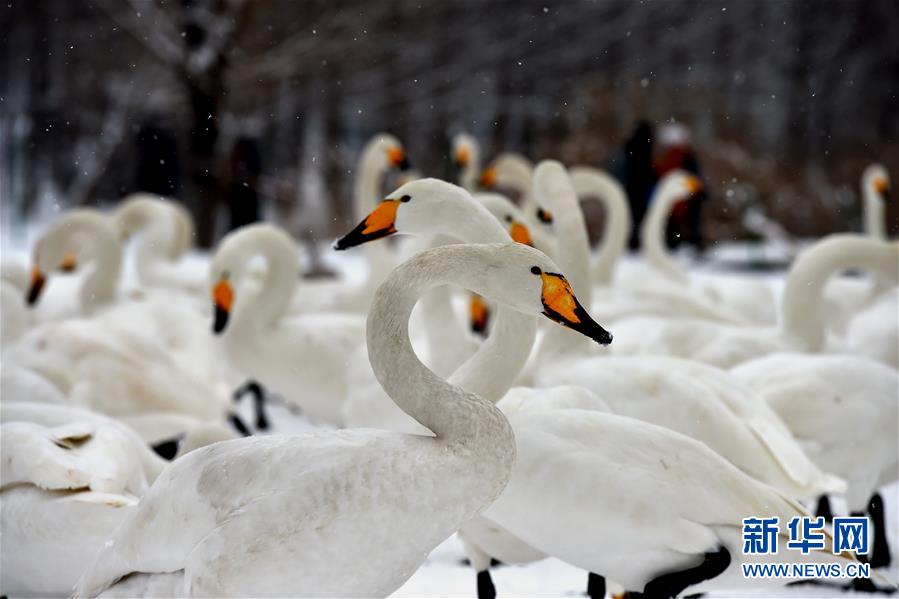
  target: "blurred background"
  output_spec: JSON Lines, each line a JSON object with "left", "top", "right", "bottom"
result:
{"left": 1, "top": 0, "right": 897, "bottom": 250}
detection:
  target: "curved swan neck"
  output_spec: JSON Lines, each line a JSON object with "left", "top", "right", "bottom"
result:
{"left": 781, "top": 235, "right": 899, "bottom": 350}
{"left": 119, "top": 199, "right": 180, "bottom": 286}
{"left": 367, "top": 245, "right": 516, "bottom": 451}
{"left": 228, "top": 228, "right": 298, "bottom": 336}
{"left": 45, "top": 211, "right": 121, "bottom": 314}
{"left": 570, "top": 166, "right": 632, "bottom": 286}
{"left": 641, "top": 179, "right": 689, "bottom": 284}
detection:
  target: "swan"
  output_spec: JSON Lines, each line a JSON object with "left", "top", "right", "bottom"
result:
{"left": 0, "top": 411, "right": 158, "bottom": 596}
{"left": 610, "top": 234, "right": 899, "bottom": 368}
{"left": 74, "top": 241, "right": 607, "bottom": 598}
{"left": 335, "top": 180, "right": 545, "bottom": 432}
{"left": 845, "top": 287, "right": 898, "bottom": 367}
{"left": 862, "top": 163, "right": 891, "bottom": 240}
{"left": 568, "top": 165, "right": 630, "bottom": 286}
{"left": 112, "top": 193, "right": 203, "bottom": 295}
{"left": 481, "top": 406, "right": 863, "bottom": 597}
{"left": 451, "top": 132, "right": 481, "bottom": 191}
{"left": 288, "top": 133, "right": 411, "bottom": 314}
{"left": 332, "top": 176, "right": 843, "bottom": 597}
{"left": 210, "top": 224, "right": 367, "bottom": 424}
{"left": 732, "top": 354, "right": 898, "bottom": 573}
{"left": 624, "top": 170, "right": 775, "bottom": 325}
{"left": 479, "top": 153, "right": 536, "bottom": 219}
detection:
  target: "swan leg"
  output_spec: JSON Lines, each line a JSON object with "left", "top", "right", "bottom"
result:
{"left": 587, "top": 572, "right": 605, "bottom": 599}
{"left": 227, "top": 412, "right": 252, "bottom": 437}
{"left": 476, "top": 569, "right": 496, "bottom": 599}
{"left": 815, "top": 495, "right": 834, "bottom": 522}
{"left": 639, "top": 546, "right": 731, "bottom": 599}
{"left": 867, "top": 493, "right": 891, "bottom": 569}
{"left": 233, "top": 380, "right": 270, "bottom": 431}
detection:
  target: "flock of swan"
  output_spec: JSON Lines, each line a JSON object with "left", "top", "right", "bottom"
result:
{"left": 0, "top": 131, "right": 896, "bottom": 598}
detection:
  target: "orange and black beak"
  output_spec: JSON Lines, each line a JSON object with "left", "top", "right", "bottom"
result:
{"left": 479, "top": 166, "right": 498, "bottom": 189}
{"left": 874, "top": 177, "right": 891, "bottom": 202}
{"left": 686, "top": 176, "right": 703, "bottom": 195}
{"left": 536, "top": 207, "right": 554, "bottom": 225}
{"left": 59, "top": 250, "right": 77, "bottom": 273}
{"left": 334, "top": 198, "right": 403, "bottom": 250}
{"left": 387, "top": 146, "right": 411, "bottom": 171}
{"left": 470, "top": 293, "right": 490, "bottom": 337}
{"left": 454, "top": 146, "right": 471, "bottom": 168}
{"left": 538, "top": 269, "right": 612, "bottom": 345}
{"left": 212, "top": 277, "right": 234, "bottom": 334}
{"left": 509, "top": 220, "right": 533, "bottom": 246}
{"left": 26, "top": 266, "right": 46, "bottom": 306}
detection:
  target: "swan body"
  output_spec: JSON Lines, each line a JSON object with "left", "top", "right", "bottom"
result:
{"left": 76, "top": 242, "right": 599, "bottom": 598}
{"left": 611, "top": 235, "right": 899, "bottom": 367}
{"left": 537, "top": 356, "right": 844, "bottom": 500}
{"left": 211, "top": 224, "right": 366, "bottom": 424}
{"left": 482, "top": 409, "right": 855, "bottom": 595}
{"left": 732, "top": 353, "right": 899, "bottom": 512}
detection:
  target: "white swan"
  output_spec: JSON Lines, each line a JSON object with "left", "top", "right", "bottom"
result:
{"left": 74, "top": 241, "right": 602, "bottom": 598}
{"left": 1, "top": 259, "right": 29, "bottom": 348}
{"left": 481, "top": 406, "right": 861, "bottom": 596}
{"left": 862, "top": 163, "right": 891, "bottom": 239}
{"left": 479, "top": 153, "right": 536, "bottom": 220}
{"left": 0, "top": 408, "right": 160, "bottom": 597}
{"left": 210, "top": 224, "right": 366, "bottom": 424}
{"left": 626, "top": 170, "right": 776, "bottom": 325}
{"left": 610, "top": 234, "right": 899, "bottom": 367}
{"left": 452, "top": 132, "right": 481, "bottom": 191}
{"left": 113, "top": 193, "right": 203, "bottom": 295}
{"left": 732, "top": 353, "right": 898, "bottom": 571}
{"left": 568, "top": 165, "right": 630, "bottom": 286}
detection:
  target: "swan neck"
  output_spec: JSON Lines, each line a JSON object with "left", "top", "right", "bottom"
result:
{"left": 367, "top": 248, "right": 515, "bottom": 452}
{"left": 781, "top": 236, "right": 898, "bottom": 350}
{"left": 73, "top": 221, "right": 121, "bottom": 314}
{"left": 354, "top": 148, "right": 394, "bottom": 288}
{"left": 641, "top": 185, "right": 688, "bottom": 284}
{"left": 230, "top": 234, "right": 297, "bottom": 336}
{"left": 863, "top": 185, "right": 886, "bottom": 240}
{"left": 571, "top": 169, "right": 631, "bottom": 286}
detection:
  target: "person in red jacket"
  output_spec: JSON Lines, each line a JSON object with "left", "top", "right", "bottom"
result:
{"left": 655, "top": 123, "right": 707, "bottom": 251}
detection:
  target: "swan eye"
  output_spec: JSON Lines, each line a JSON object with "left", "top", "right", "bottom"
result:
{"left": 400, "top": 195, "right": 411, "bottom": 203}
{"left": 531, "top": 266, "right": 541, "bottom": 275}
{"left": 221, "top": 270, "right": 230, "bottom": 279}
{"left": 504, "top": 215, "right": 513, "bottom": 222}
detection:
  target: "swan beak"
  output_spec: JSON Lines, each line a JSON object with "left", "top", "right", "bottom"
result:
{"left": 686, "top": 176, "right": 703, "bottom": 195}
{"left": 212, "top": 278, "right": 234, "bottom": 334}
{"left": 540, "top": 272, "right": 612, "bottom": 345}
{"left": 454, "top": 146, "right": 471, "bottom": 167}
{"left": 874, "top": 177, "right": 890, "bottom": 200}
{"left": 59, "top": 251, "right": 77, "bottom": 273}
{"left": 387, "top": 147, "right": 411, "bottom": 171}
{"left": 479, "top": 166, "right": 498, "bottom": 189}
{"left": 470, "top": 293, "right": 490, "bottom": 337}
{"left": 26, "top": 266, "right": 46, "bottom": 306}
{"left": 334, "top": 199, "right": 401, "bottom": 250}
{"left": 536, "top": 207, "right": 554, "bottom": 224}
{"left": 509, "top": 221, "right": 533, "bottom": 246}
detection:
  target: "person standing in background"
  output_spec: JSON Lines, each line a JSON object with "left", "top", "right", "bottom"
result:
{"left": 655, "top": 123, "right": 707, "bottom": 251}
{"left": 226, "top": 137, "right": 262, "bottom": 231}
{"left": 622, "top": 121, "right": 657, "bottom": 250}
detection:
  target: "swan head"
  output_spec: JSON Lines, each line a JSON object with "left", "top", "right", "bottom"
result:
{"left": 364, "top": 133, "right": 411, "bottom": 172}
{"left": 653, "top": 170, "right": 703, "bottom": 211}
{"left": 467, "top": 243, "right": 613, "bottom": 345}
{"left": 334, "top": 178, "right": 508, "bottom": 250}
{"left": 26, "top": 210, "right": 105, "bottom": 306}
{"left": 862, "top": 164, "right": 890, "bottom": 202}
{"left": 452, "top": 132, "right": 478, "bottom": 170}
{"left": 477, "top": 153, "right": 534, "bottom": 193}
{"left": 474, "top": 193, "right": 535, "bottom": 246}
